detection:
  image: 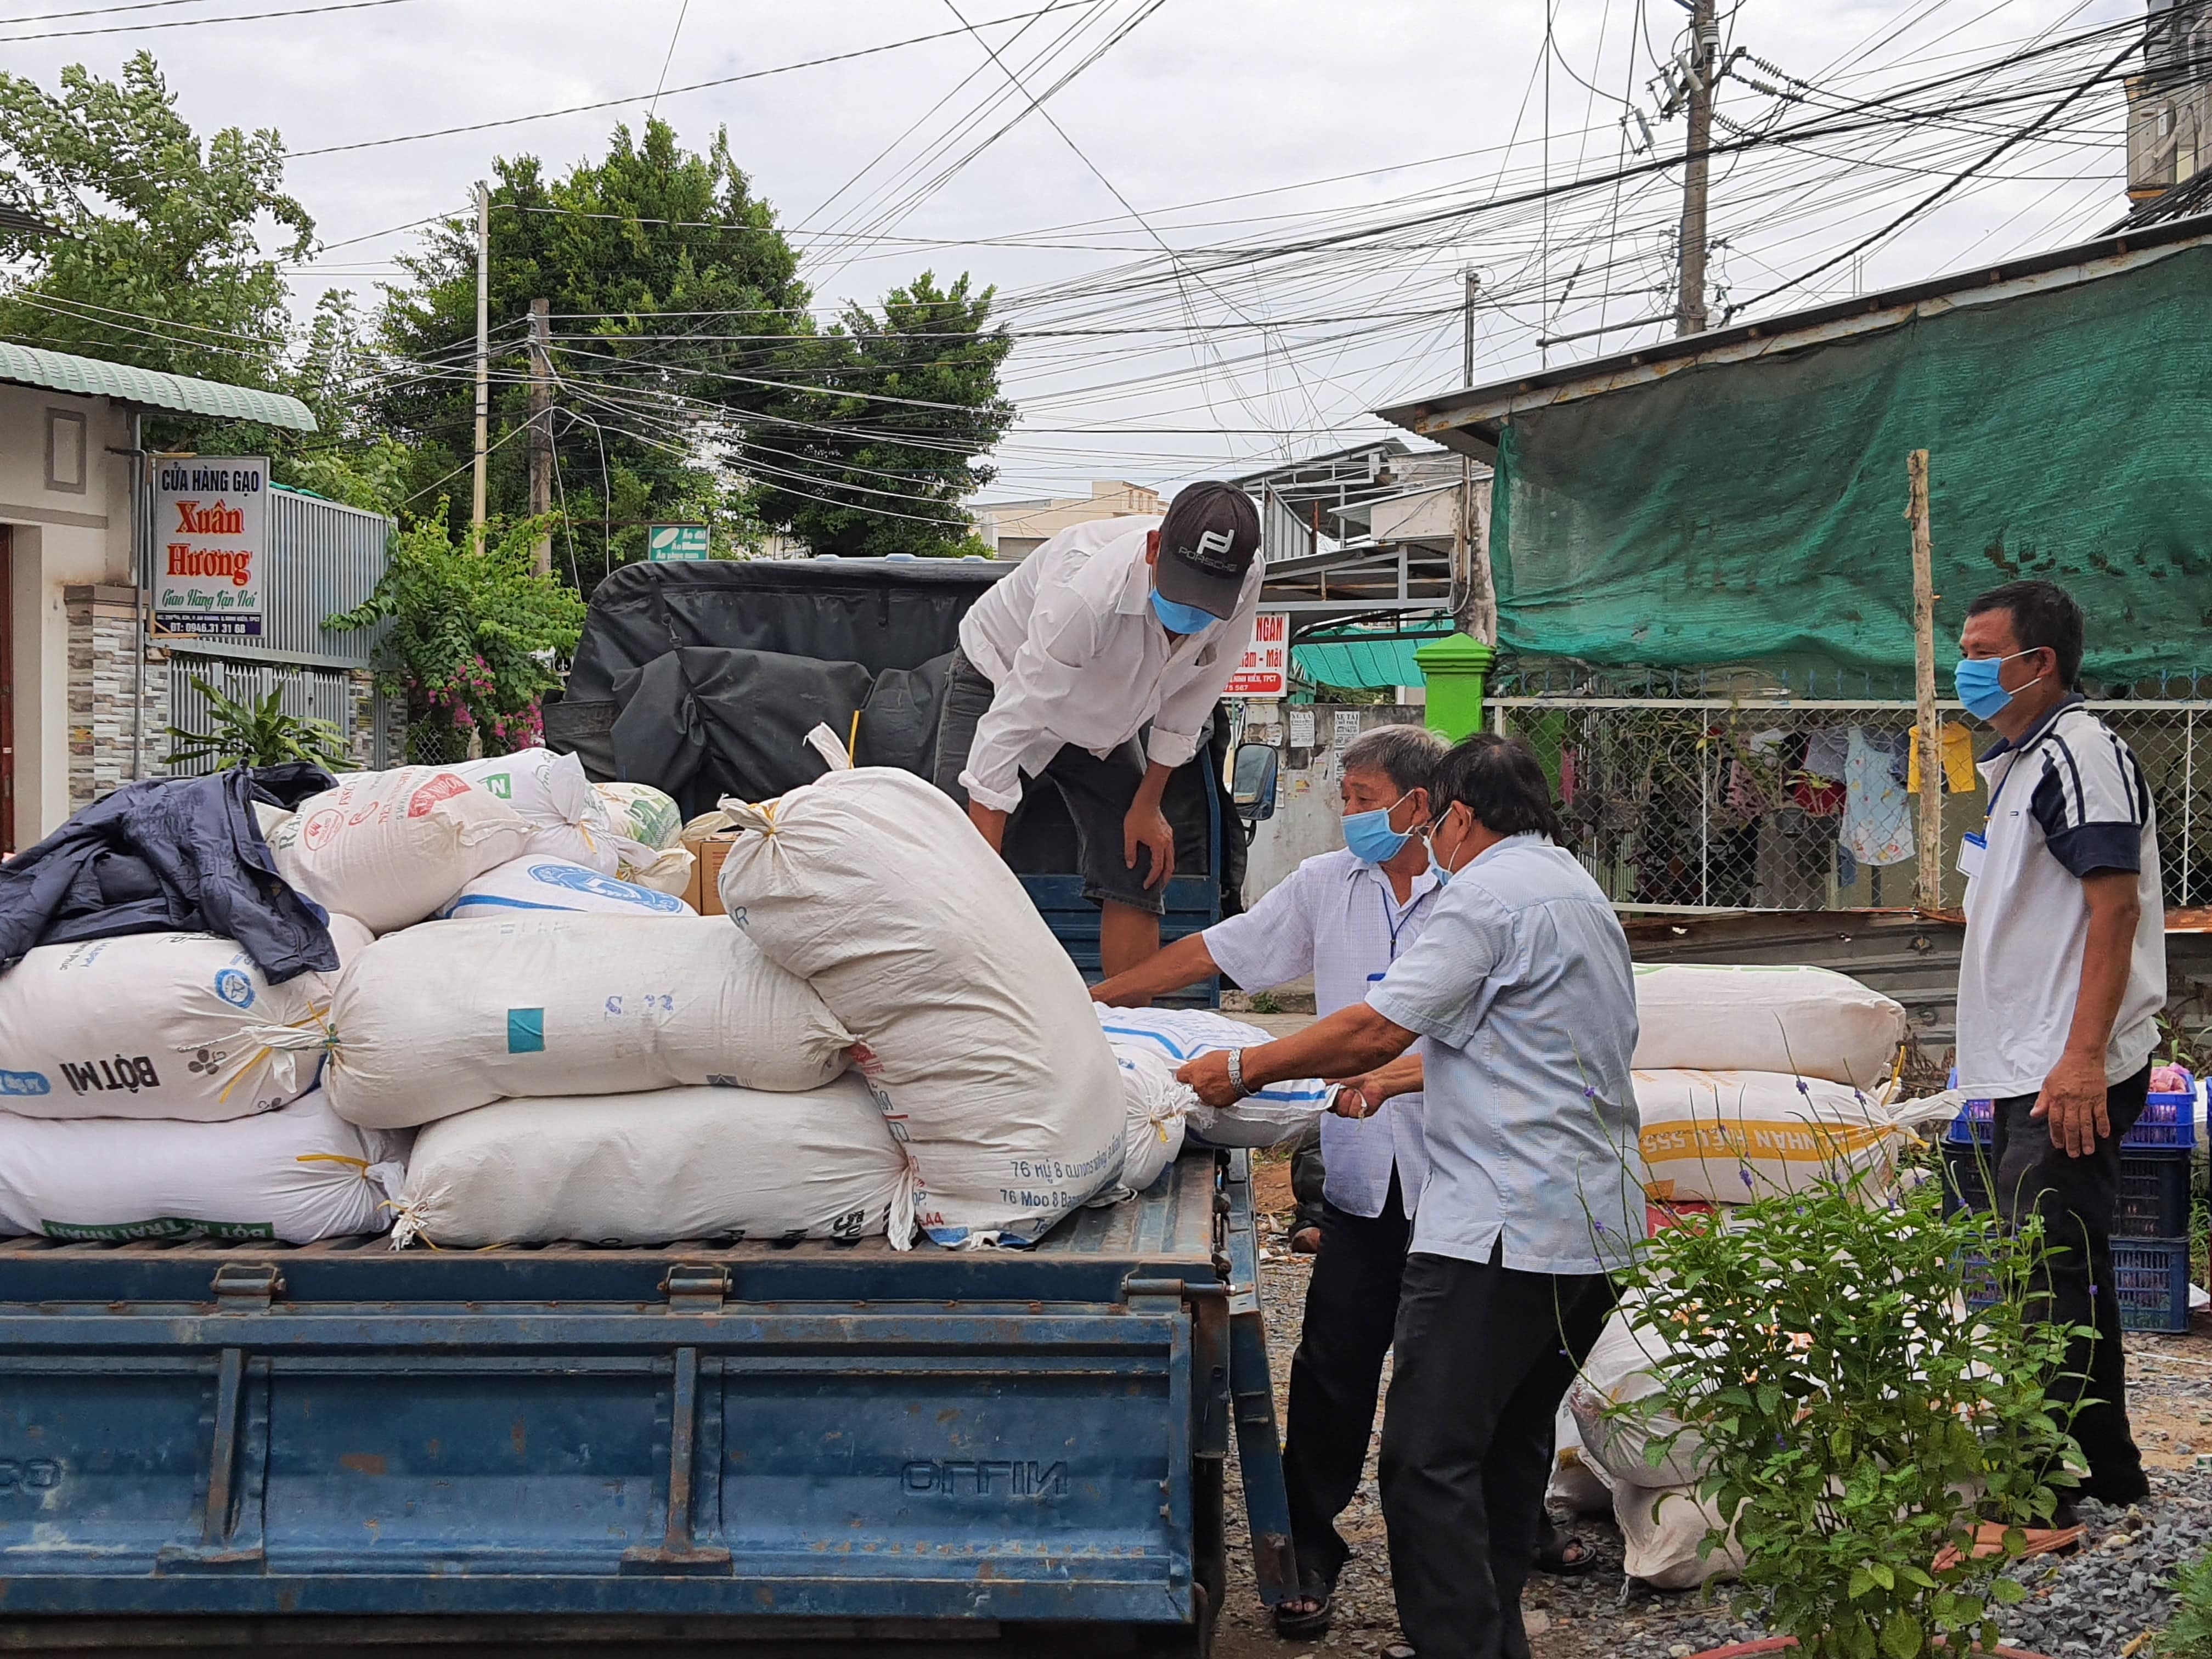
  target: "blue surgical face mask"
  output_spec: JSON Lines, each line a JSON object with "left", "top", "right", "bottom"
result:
{"left": 1954, "top": 649, "right": 2038, "bottom": 721}
{"left": 1150, "top": 589, "right": 1219, "bottom": 635}
{"left": 1342, "top": 793, "right": 1413, "bottom": 864}
{"left": 1421, "top": 816, "right": 1457, "bottom": 886}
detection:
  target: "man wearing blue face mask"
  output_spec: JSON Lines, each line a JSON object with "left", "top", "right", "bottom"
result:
{"left": 1954, "top": 579, "right": 2165, "bottom": 1515}
{"left": 934, "top": 482, "right": 1261, "bottom": 975}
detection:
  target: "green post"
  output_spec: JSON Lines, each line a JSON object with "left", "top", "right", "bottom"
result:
{"left": 1414, "top": 632, "right": 1496, "bottom": 742}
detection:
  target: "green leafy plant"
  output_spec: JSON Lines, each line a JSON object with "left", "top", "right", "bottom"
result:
{"left": 327, "top": 508, "right": 584, "bottom": 762}
{"left": 2159, "top": 1544, "right": 2212, "bottom": 1656}
{"left": 1246, "top": 990, "right": 1283, "bottom": 1015}
{"left": 163, "top": 676, "right": 348, "bottom": 771}
{"left": 1611, "top": 1173, "right": 2089, "bottom": 1659}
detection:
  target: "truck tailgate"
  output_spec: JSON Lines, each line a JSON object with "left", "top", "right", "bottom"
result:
{"left": 0, "top": 1153, "right": 1262, "bottom": 1632}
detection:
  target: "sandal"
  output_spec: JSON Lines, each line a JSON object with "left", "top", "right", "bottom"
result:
{"left": 1533, "top": 1530, "right": 1602, "bottom": 1577}
{"left": 1272, "top": 1565, "right": 1336, "bottom": 1639}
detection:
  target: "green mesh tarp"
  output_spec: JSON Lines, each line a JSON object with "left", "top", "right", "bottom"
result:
{"left": 1489, "top": 242, "right": 2212, "bottom": 680}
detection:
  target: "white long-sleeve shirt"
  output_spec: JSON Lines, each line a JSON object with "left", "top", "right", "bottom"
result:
{"left": 956, "top": 517, "right": 1262, "bottom": 813}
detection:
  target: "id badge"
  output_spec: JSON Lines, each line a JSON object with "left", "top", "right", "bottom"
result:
{"left": 1956, "top": 831, "right": 1988, "bottom": 881}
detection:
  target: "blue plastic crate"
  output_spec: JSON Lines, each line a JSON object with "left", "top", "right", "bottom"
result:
{"left": 1962, "top": 1239, "right": 2193, "bottom": 1334}
{"left": 1944, "top": 1069, "right": 2198, "bottom": 1151}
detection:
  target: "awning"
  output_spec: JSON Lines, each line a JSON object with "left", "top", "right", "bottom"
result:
{"left": 0, "top": 340, "right": 315, "bottom": 431}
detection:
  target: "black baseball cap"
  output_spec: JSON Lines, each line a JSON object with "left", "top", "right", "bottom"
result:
{"left": 1153, "top": 481, "right": 1260, "bottom": 619}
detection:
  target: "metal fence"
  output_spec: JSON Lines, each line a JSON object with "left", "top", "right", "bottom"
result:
{"left": 1489, "top": 667, "right": 2209, "bottom": 913}
{"left": 164, "top": 657, "right": 354, "bottom": 775}
{"left": 158, "top": 487, "right": 393, "bottom": 774}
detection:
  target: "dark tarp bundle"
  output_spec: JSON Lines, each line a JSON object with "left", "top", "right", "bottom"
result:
{"left": 549, "top": 559, "right": 1243, "bottom": 908}
{"left": 1489, "top": 240, "right": 2212, "bottom": 681}
{"left": 0, "top": 764, "right": 339, "bottom": 981}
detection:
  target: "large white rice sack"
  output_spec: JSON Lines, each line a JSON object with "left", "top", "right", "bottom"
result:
{"left": 450, "top": 749, "right": 620, "bottom": 873}
{"left": 1107, "top": 1040, "right": 1191, "bottom": 1195}
{"left": 0, "top": 1088, "right": 406, "bottom": 1243}
{"left": 436, "top": 856, "right": 696, "bottom": 919}
{"left": 1094, "top": 1005, "right": 1333, "bottom": 1150}
{"left": 716, "top": 741, "right": 1124, "bottom": 1246}
{"left": 591, "top": 780, "right": 694, "bottom": 891}
{"left": 392, "top": 1078, "right": 911, "bottom": 1250}
{"left": 267, "top": 767, "right": 532, "bottom": 933}
{"left": 1635, "top": 1068, "right": 1901, "bottom": 1203}
{"left": 1617, "top": 1485, "right": 1743, "bottom": 1591}
{"left": 594, "top": 781, "right": 682, "bottom": 849}
{"left": 326, "top": 913, "right": 850, "bottom": 1130}
{"left": 1547, "top": 1401, "right": 1613, "bottom": 1516}
{"left": 1632, "top": 963, "right": 1907, "bottom": 1087}
{"left": 1566, "top": 1295, "right": 1707, "bottom": 1490}
{"left": 0, "top": 917, "right": 371, "bottom": 1122}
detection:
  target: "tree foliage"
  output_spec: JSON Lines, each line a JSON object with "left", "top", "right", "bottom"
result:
{"left": 742, "top": 272, "right": 1013, "bottom": 558}
{"left": 370, "top": 119, "right": 805, "bottom": 588}
{"left": 328, "top": 509, "right": 585, "bottom": 760}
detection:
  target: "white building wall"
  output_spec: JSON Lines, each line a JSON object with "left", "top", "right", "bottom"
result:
{"left": 0, "top": 383, "right": 136, "bottom": 845}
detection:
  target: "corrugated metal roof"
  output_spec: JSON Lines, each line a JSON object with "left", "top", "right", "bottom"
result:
{"left": 0, "top": 340, "right": 315, "bottom": 431}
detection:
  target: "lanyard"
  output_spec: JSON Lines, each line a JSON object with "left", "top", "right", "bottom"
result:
{"left": 1374, "top": 879, "right": 1432, "bottom": 963}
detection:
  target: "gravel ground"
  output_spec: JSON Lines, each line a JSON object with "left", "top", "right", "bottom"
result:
{"left": 1215, "top": 1177, "right": 2212, "bottom": 1659}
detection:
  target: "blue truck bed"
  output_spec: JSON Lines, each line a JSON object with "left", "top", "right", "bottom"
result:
{"left": 0, "top": 1149, "right": 1293, "bottom": 1652}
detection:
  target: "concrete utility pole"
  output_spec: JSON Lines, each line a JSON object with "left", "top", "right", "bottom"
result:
{"left": 471, "top": 179, "right": 490, "bottom": 537}
{"left": 528, "top": 297, "right": 553, "bottom": 577}
{"left": 1675, "top": 0, "right": 1718, "bottom": 336}
{"left": 1907, "top": 449, "right": 1944, "bottom": 910}
{"left": 1453, "top": 269, "right": 1498, "bottom": 645}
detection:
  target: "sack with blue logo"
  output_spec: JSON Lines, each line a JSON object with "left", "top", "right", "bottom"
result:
{"left": 436, "top": 857, "right": 698, "bottom": 920}
{"left": 0, "top": 919, "right": 370, "bottom": 1122}
{"left": 1092, "top": 1005, "right": 1335, "bottom": 1150}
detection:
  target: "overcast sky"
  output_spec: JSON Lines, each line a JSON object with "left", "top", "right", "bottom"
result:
{"left": 1, "top": 0, "right": 2148, "bottom": 500}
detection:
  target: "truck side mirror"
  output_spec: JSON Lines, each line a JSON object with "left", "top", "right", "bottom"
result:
{"left": 1231, "top": 741, "right": 1278, "bottom": 825}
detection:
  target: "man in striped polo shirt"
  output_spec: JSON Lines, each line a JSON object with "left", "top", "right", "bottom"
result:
{"left": 1953, "top": 579, "right": 2167, "bottom": 1513}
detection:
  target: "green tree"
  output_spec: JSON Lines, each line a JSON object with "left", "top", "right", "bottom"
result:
{"left": 742, "top": 272, "right": 1013, "bottom": 558}
{"left": 370, "top": 118, "right": 805, "bottom": 589}
{"left": 0, "top": 53, "right": 385, "bottom": 494}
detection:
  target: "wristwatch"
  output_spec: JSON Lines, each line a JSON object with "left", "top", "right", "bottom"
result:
{"left": 1225, "top": 1047, "right": 1251, "bottom": 1101}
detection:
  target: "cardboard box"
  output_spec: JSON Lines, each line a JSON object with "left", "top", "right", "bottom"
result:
{"left": 683, "top": 831, "right": 738, "bottom": 916}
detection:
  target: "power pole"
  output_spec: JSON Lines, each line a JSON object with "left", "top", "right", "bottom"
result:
{"left": 1453, "top": 269, "right": 1497, "bottom": 645}
{"left": 471, "top": 179, "right": 490, "bottom": 537}
{"left": 1675, "top": 0, "right": 1718, "bottom": 336}
{"left": 528, "top": 298, "right": 553, "bottom": 577}
{"left": 1907, "top": 449, "right": 1943, "bottom": 911}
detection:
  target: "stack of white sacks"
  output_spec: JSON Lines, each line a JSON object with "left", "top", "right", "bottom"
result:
{"left": 0, "top": 735, "right": 1341, "bottom": 1254}
{"left": 0, "top": 752, "right": 696, "bottom": 1246}
{"left": 1553, "top": 963, "right": 1916, "bottom": 1589}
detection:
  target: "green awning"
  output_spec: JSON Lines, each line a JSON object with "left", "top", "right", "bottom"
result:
{"left": 0, "top": 341, "right": 316, "bottom": 431}
{"left": 1294, "top": 633, "right": 1448, "bottom": 690}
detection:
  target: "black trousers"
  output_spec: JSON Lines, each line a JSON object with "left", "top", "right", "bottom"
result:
{"left": 1378, "top": 1250, "right": 1616, "bottom": 1659}
{"left": 1990, "top": 1063, "right": 2152, "bottom": 1502}
{"left": 1280, "top": 1177, "right": 1410, "bottom": 1583}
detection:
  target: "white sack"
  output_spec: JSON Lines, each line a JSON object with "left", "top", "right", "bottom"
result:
{"left": 326, "top": 913, "right": 850, "bottom": 1130}
{"left": 616, "top": 844, "right": 696, "bottom": 895}
{"left": 393, "top": 1077, "right": 911, "bottom": 1250}
{"left": 1567, "top": 1295, "right": 1707, "bottom": 1489}
{"left": 450, "top": 749, "right": 620, "bottom": 873}
{"left": 437, "top": 856, "right": 697, "bottom": 919}
{"left": 1632, "top": 963, "right": 1906, "bottom": 1088}
{"left": 0, "top": 918, "right": 370, "bottom": 1122}
{"left": 1108, "top": 1042, "right": 1192, "bottom": 1195}
{"left": 0, "top": 1087, "right": 406, "bottom": 1244}
{"left": 1635, "top": 1069, "right": 1903, "bottom": 1203}
{"left": 1094, "top": 1005, "right": 1333, "bottom": 1149}
{"left": 1616, "top": 1485, "right": 1743, "bottom": 1591}
{"left": 1547, "top": 1401, "right": 1613, "bottom": 1517}
{"left": 267, "top": 767, "right": 532, "bottom": 933}
{"left": 716, "top": 739, "right": 1124, "bottom": 1246}
{"left": 594, "top": 781, "right": 683, "bottom": 849}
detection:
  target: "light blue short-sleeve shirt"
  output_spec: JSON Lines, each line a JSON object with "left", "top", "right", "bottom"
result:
{"left": 1365, "top": 834, "right": 1644, "bottom": 1275}
{"left": 1203, "top": 849, "right": 1440, "bottom": 1219}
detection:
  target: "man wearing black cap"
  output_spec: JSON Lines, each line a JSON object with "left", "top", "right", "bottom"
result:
{"left": 934, "top": 481, "right": 1262, "bottom": 974}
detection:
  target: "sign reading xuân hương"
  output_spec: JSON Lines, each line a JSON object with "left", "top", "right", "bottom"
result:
{"left": 155, "top": 458, "right": 267, "bottom": 637}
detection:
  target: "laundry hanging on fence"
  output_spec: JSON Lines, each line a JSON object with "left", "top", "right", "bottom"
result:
{"left": 1904, "top": 720, "right": 1980, "bottom": 796}
{"left": 1842, "top": 728, "right": 1915, "bottom": 867}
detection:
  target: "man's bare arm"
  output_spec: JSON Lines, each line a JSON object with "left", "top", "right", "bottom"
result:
{"left": 1091, "top": 933, "right": 1219, "bottom": 1006}
{"left": 1178, "top": 1002, "right": 1417, "bottom": 1108}
{"left": 2033, "top": 868, "right": 2140, "bottom": 1157}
